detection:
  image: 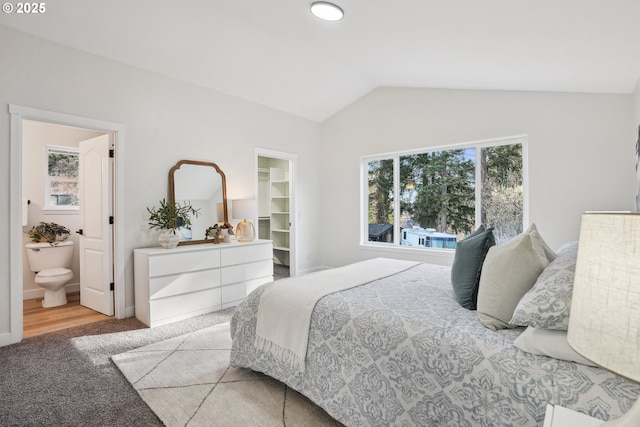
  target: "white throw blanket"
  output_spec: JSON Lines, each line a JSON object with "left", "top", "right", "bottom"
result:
{"left": 254, "top": 258, "right": 420, "bottom": 371}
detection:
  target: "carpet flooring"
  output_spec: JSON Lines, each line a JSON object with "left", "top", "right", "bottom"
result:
{"left": 0, "top": 308, "right": 232, "bottom": 426}
{"left": 112, "top": 322, "right": 342, "bottom": 427}
{"left": 1, "top": 306, "right": 342, "bottom": 427}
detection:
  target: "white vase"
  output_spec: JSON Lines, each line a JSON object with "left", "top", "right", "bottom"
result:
{"left": 158, "top": 229, "right": 180, "bottom": 249}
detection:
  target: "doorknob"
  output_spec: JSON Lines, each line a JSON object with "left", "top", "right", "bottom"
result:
{"left": 76, "top": 229, "right": 83, "bottom": 235}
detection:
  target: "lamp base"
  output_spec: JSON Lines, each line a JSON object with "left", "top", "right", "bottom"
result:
{"left": 236, "top": 219, "right": 255, "bottom": 242}
{"left": 602, "top": 396, "right": 640, "bottom": 426}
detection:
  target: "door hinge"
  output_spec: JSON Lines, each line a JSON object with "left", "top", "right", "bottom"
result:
{"left": 110, "top": 282, "right": 114, "bottom": 291}
{"left": 109, "top": 216, "right": 114, "bottom": 224}
{"left": 109, "top": 149, "right": 115, "bottom": 158}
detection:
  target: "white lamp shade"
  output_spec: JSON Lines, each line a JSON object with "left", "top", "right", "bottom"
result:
{"left": 568, "top": 212, "right": 640, "bottom": 382}
{"left": 232, "top": 199, "right": 257, "bottom": 221}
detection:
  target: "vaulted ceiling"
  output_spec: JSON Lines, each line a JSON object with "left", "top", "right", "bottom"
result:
{"left": 2, "top": 0, "right": 640, "bottom": 122}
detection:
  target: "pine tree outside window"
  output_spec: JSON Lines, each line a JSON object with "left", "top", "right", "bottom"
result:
{"left": 45, "top": 145, "right": 80, "bottom": 210}
{"left": 363, "top": 135, "right": 526, "bottom": 250}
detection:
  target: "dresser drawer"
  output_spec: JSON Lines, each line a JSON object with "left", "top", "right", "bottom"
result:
{"left": 149, "top": 287, "right": 222, "bottom": 327}
{"left": 148, "top": 248, "right": 220, "bottom": 277}
{"left": 221, "top": 259, "right": 273, "bottom": 285}
{"left": 149, "top": 269, "right": 222, "bottom": 300}
{"left": 221, "top": 276, "right": 273, "bottom": 308}
{"left": 220, "top": 243, "right": 272, "bottom": 267}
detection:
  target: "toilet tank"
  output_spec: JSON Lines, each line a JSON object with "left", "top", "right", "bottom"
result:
{"left": 25, "top": 240, "right": 74, "bottom": 272}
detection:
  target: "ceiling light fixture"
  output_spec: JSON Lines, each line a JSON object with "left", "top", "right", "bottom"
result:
{"left": 310, "top": 2, "right": 344, "bottom": 21}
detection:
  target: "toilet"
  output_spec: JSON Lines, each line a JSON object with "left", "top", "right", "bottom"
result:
{"left": 25, "top": 240, "right": 74, "bottom": 308}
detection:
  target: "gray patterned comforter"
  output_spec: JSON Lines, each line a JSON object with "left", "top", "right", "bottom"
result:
{"left": 230, "top": 263, "right": 639, "bottom": 426}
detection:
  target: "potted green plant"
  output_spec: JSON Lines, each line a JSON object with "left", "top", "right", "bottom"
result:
{"left": 27, "top": 222, "right": 71, "bottom": 243}
{"left": 146, "top": 198, "right": 199, "bottom": 248}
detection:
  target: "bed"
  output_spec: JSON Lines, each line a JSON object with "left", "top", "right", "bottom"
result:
{"left": 230, "top": 257, "right": 640, "bottom": 426}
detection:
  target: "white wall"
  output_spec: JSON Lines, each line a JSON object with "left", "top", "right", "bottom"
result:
{"left": 21, "top": 120, "right": 104, "bottom": 298}
{"left": 319, "top": 87, "right": 634, "bottom": 267}
{"left": 632, "top": 78, "right": 640, "bottom": 211}
{"left": 0, "top": 24, "right": 321, "bottom": 340}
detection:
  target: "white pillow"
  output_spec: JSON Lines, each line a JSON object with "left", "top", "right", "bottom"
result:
{"left": 514, "top": 327, "right": 598, "bottom": 367}
{"left": 477, "top": 225, "right": 554, "bottom": 330}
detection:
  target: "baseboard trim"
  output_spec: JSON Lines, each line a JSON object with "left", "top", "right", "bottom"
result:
{"left": 23, "top": 282, "right": 80, "bottom": 300}
{"left": 125, "top": 305, "right": 135, "bottom": 319}
{"left": 0, "top": 331, "right": 16, "bottom": 347}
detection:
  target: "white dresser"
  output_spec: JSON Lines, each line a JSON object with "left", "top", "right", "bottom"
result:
{"left": 134, "top": 239, "right": 273, "bottom": 327}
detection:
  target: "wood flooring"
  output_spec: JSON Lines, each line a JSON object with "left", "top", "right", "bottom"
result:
{"left": 23, "top": 292, "right": 111, "bottom": 338}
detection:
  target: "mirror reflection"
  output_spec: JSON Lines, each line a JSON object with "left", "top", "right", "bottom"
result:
{"left": 169, "top": 160, "right": 227, "bottom": 245}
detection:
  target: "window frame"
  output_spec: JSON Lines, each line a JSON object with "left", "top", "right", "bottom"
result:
{"left": 44, "top": 145, "right": 80, "bottom": 212}
{"left": 360, "top": 134, "right": 529, "bottom": 252}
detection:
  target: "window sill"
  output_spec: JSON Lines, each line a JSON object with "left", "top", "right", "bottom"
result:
{"left": 360, "top": 243, "right": 455, "bottom": 264}
{"left": 43, "top": 209, "right": 79, "bottom": 215}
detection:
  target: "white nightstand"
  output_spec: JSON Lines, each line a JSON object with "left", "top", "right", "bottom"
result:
{"left": 543, "top": 404, "right": 602, "bottom": 427}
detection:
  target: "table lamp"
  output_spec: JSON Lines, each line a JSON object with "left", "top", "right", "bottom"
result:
{"left": 568, "top": 212, "right": 640, "bottom": 426}
{"left": 233, "top": 199, "right": 257, "bottom": 242}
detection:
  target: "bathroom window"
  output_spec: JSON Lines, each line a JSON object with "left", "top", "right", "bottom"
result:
{"left": 45, "top": 145, "right": 79, "bottom": 210}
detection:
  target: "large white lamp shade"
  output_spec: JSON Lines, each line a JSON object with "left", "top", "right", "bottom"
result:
{"left": 568, "top": 212, "right": 640, "bottom": 426}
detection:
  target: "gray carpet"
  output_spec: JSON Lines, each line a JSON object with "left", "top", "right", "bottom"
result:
{"left": 274, "top": 263, "right": 290, "bottom": 280}
{"left": 113, "top": 322, "right": 342, "bottom": 427}
{"left": 0, "top": 309, "right": 234, "bottom": 426}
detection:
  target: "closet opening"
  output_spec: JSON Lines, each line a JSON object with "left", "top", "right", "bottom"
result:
{"left": 256, "top": 150, "right": 297, "bottom": 279}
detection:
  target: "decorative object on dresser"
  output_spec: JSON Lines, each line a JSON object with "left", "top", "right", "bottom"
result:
{"left": 146, "top": 198, "right": 199, "bottom": 249}
{"left": 134, "top": 239, "right": 273, "bottom": 327}
{"left": 169, "top": 159, "right": 228, "bottom": 245}
{"left": 205, "top": 222, "right": 234, "bottom": 244}
{"left": 233, "top": 199, "right": 258, "bottom": 242}
{"left": 568, "top": 212, "right": 640, "bottom": 427}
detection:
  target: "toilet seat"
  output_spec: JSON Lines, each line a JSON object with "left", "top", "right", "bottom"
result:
{"left": 35, "top": 268, "right": 73, "bottom": 286}
{"left": 37, "top": 267, "right": 72, "bottom": 278}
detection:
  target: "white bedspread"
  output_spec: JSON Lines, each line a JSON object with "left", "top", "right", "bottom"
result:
{"left": 254, "top": 258, "right": 420, "bottom": 371}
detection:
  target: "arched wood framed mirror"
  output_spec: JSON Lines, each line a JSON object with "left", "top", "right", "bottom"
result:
{"left": 169, "top": 160, "right": 228, "bottom": 245}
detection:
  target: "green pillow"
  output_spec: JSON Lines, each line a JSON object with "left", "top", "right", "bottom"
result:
{"left": 450, "top": 226, "right": 496, "bottom": 310}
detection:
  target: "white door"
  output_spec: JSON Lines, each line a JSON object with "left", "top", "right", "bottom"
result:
{"left": 78, "top": 134, "right": 114, "bottom": 316}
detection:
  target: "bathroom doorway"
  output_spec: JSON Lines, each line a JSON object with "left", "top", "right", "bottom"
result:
{"left": 9, "top": 105, "right": 126, "bottom": 343}
{"left": 21, "top": 121, "right": 114, "bottom": 334}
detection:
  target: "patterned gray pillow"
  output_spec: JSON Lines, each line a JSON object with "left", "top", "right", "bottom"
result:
{"left": 509, "top": 241, "right": 578, "bottom": 330}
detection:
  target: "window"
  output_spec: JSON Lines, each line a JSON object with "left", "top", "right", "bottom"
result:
{"left": 46, "top": 145, "right": 79, "bottom": 210}
{"left": 363, "top": 136, "right": 526, "bottom": 250}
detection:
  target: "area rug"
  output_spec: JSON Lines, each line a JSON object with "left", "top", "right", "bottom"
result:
{"left": 112, "top": 322, "right": 342, "bottom": 427}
